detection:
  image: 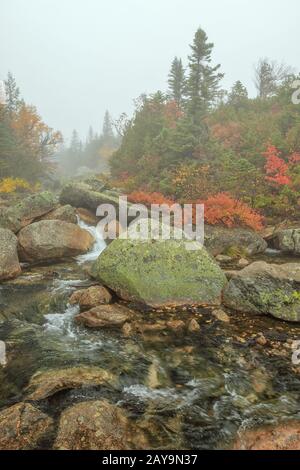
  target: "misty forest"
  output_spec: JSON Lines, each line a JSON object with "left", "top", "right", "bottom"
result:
{"left": 1, "top": 8, "right": 300, "bottom": 452}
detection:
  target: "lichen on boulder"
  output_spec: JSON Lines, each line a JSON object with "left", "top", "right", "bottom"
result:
{"left": 223, "top": 261, "right": 300, "bottom": 322}
{"left": 92, "top": 220, "right": 227, "bottom": 308}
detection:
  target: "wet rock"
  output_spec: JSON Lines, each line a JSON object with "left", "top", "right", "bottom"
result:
{"left": 0, "top": 192, "right": 57, "bottom": 233}
{"left": 212, "top": 309, "right": 230, "bottom": 323}
{"left": 187, "top": 319, "right": 201, "bottom": 333}
{"left": 233, "top": 421, "right": 300, "bottom": 450}
{"left": 138, "top": 322, "right": 167, "bottom": 334}
{"left": 223, "top": 261, "right": 300, "bottom": 322}
{"left": 273, "top": 228, "right": 300, "bottom": 255}
{"left": 76, "top": 207, "right": 99, "bottom": 225}
{"left": 0, "top": 228, "right": 21, "bottom": 280}
{"left": 216, "top": 255, "right": 233, "bottom": 263}
{"left": 238, "top": 258, "right": 250, "bottom": 268}
{"left": 60, "top": 182, "right": 121, "bottom": 212}
{"left": 40, "top": 205, "right": 77, "bottom": 224}
{"left": 256, "top": 333, "right": 268, "bottom": 346}
{"left": 166, "top": 320, "right": 185, "bottom": 332}
{"left": 54, "top": 400, "right": 133, "bottom": 450}
{"left": 122, "top": 322, "right": 134, "bottom": 337}
{"left": 92, "top": 221, "right": 227, "bottom": 309}
{"left": 69, "top": 285, "right": 112, "bottom": 310}
{"left": 18, "top": 220, "right": 94, "bottom": 263}
{"left": 0, "top": 403, "right": 53, "bottom": 450}
{"left": 25, "top": 366, "right": 116, "bottom": 400}
{"left": 224, "top": 270, "right": 239, "bottom": 280}
{"left": 205, "top": 226, "right": 267, "bottom": 257}
{"left": 75, "top": 304, "right": 132, "bottom": 329}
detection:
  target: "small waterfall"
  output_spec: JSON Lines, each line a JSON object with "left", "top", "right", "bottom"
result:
{"left": 76, "top": 217, "right": 107, "bottom": 264}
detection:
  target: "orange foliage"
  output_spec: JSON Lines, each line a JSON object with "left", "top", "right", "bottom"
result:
{"left": 163, "top": 100, "right": 184, "bottom": 129}
{"left": 128, "top": 191, "right": 174, "bottom": 206}
{"left": 263, "top": 145, "right": 291, "bottom": 186}
{"left": 200, "top": 193, "right": 264, "bottom": 231}
{"left": 11, "top": 104, "right": 62, "bottom": 159}
{"left": 211, "top": 122, "right": 242, "bottom": 150}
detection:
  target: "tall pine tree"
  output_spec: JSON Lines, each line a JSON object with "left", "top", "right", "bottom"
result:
{"left": 4, "top": 72, "right": 23, "bottom": 118}
{"left": 186, "top": 28, "right": 223, "bottom": 124}
{"left": 168, "top": 57, "right": 186, "bottom": 107}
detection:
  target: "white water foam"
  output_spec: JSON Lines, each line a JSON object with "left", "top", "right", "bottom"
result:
{"left": 76, "top": 217, "right": 107, "bottom": 264}
{"left": 44, "top": 304, "right": 80, "bottom": 339}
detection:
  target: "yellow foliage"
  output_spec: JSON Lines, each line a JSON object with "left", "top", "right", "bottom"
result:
{"left": 0, "top": 177, "right": 40, "bottom": 194}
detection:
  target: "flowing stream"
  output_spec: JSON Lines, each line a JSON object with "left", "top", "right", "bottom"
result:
{"left": 0, "top": 220, "right": 300, "bottom": 449}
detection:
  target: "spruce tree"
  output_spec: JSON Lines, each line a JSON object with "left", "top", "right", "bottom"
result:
{"left": 167, "top": 57, "right": 186, "bottom": 106}
{"left": 102, "top": 110, "right": 114, "bottom": 141}
{"left": 228, "top": 81, "right": 248, "bottom": 106}
{"left": 4, "top": 72, "right": 23, "bottom": 118}
{"left": 186, "top": 28, "right": 223, "bottom": 124}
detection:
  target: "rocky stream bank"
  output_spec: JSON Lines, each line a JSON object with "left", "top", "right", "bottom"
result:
{"left": 0, "top": 180, "right": 300, "bottom": 450}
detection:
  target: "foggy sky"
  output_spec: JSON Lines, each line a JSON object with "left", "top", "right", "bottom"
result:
{"left": 1, "top": 0, "right": 299, "bottom": 141}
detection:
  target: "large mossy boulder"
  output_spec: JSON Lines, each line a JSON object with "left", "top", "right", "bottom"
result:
{"left": 223, "top": 261, "right": 300, "bottom": 322}
{"left": 0, "top": 192, "right": 57, "bottom": 233}
{"left": 273, "top": 228, "right": 300, "bottom": 255}
{"left": 92, "top": 224, "right": 227, "bottom": 308}
{"left": 18, "top": 220, "right": 94, "bottom": 263}
{"left": 60, "top": 182, "right": 120, "bottom": 212}
{"left": 205, "top": 226, "right": 267, "bottom": 257}
{"left": 0, "top": 228, "right": 21, "bottom": 281}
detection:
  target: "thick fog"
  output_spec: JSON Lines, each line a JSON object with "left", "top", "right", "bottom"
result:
{"left": 1, "top": 0, "right": 299, "bottom": 139}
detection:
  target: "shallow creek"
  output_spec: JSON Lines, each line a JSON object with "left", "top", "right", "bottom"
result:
{"left": 0, "top": 221, "right": 300, "bottom": 449}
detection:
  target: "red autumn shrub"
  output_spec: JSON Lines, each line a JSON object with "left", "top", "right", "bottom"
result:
{"left": 263, "top": 145, "right": 291, "bottom": 186}
{"left": 127, "top": 191, "right": 175, "bottom": 206}
{"left": 201, "top": 193, "right": 264, "bottom": 231}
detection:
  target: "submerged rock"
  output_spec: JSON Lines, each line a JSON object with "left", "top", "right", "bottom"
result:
{"left": 18, "top": 220, "right": 94, "bottom": 263}
{"left": 0, "top": 192, "right": 57, "bottom": 233}
{"left": 70, "top": 285, "right": 112, "bottom": 310}
{"left": 187, "top": 319, "right": 201, "bottom": 332}
{"left": 223, "top": 261, "right": 300, "bottom": 322}
{"left": 0, "top": 228, "right": 21, "bottom": 281}
{"left": 75, "top": 304, "right": 133, "bottom": 329}
{"left": 205, "top": 226, "right": 267, "bottom": 257}
{"left": 92, "top": 222, "right": 227, "bottom": 309}
{"left": 273, "top": 228, "right": 300, "bottom": 255}
{"left": 0, "top": 403, "right": 53, "bottom": 450}
{"left": 233, "top": 421, "right": 300, "bottom": 450}
{"left": 212, "top": 309, "right": 230, "bottom": 323}
{"left": 25, "top": 366, "right": 116, "bottom": 400}
{"left": 54, "top": 400, "right": 133, "bottom": 450}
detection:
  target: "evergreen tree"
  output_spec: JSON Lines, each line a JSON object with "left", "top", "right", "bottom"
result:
{"left": 186, "top": 28, "right": 223, "bottom": 124}
{"left": 228, "top": 81, "right": 248, "bottom": 107}
{"left": 102, "top": 110, "right": 114, "bottom": 142}
{"left": 167, "top": 57, "right": 186, "bottom": 106}
{"left": 87, "top": 125, "right": 94, "bottom": 144}
{"left": 4, "top": 72, "right": 23, "bottom": 118}
{"left": 70, "top": 129, "right": 81, "bottom": 153}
